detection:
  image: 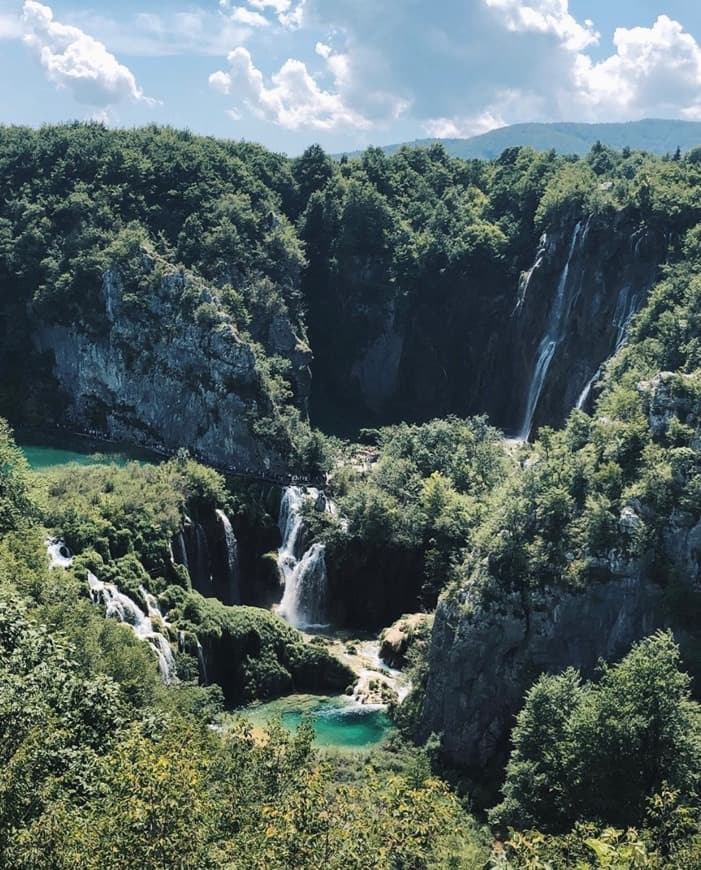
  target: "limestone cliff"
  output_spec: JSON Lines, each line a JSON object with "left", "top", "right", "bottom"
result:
{"left": 419, "top": 567, "right": 666, "bottom": 774}
{"left": 32, "top": 256, "right": 311, "bottom": 474}
{"left": 418, "top": 370, "right": 701, "bottom": 777}
{"left": 307, "top": 210, "right": 665, "bottom": 437}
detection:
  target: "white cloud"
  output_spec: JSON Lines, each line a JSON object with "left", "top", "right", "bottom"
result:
{"left": 245, "top": 0, "right": 291, "bottom": 12}
{"left": 424, "top": 110, "right": 507, "bottom": 139}
{"left": 574, "top": 16, "right": 701, "bottom": 121}
{"left": 278, "top": 2, "right": 305, "bottom": 30}
{"left": 298, "top": 1, "right": 701, "bottom": 139}
{"left": 219, "top": 0, "right": 304, "bottom": 30}
{"left": 230, "top": 7, "right": 269, "bottom": 28}
{"left": 209, "top": 46, "right": 373, "bottom": 130}
{"left": 484, "top": 0, "right": 599, "bottom": 51}
{"left": 22, "top": 1, "right": 154, "bottom": 106}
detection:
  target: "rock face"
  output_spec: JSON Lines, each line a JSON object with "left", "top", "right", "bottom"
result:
{"left": 512, "top": 213, "right": 664, "bottom": 435}
{"left": 308, "top": 211, "right": 665, "bottom": 436}
{"left": 33, "top": 260, "right": 311, "bottom": 474}
{"left": 419, "top": 570, "right": 666, "bottom": 774}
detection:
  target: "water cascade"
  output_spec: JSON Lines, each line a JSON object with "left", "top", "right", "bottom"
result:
{"left": 215, "top": 509, "right": 241, "bottom": 604}
{"left": 46, "top": 538, "right": 73, "bottom": 569}
{"left": 575, "top": 282, "right": 643, "bottom": 412}
{"left": 277, "top": 486, "right": 332, "bottom": 629}
{"left": 178, "top": 628, "right": 208, "bottom": 684}
{"left": 87, "top": 572, "right": 176, "bottom": 683}
{"left": 513, "top": 232, "right": 548, "bottom": 313}
{"left": 518, "top": 220, "right": 586, "bottom": 440}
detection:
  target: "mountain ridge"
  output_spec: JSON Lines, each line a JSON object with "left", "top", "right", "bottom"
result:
{"left": 338, "top": 118, "right": 701, "bottom": 160}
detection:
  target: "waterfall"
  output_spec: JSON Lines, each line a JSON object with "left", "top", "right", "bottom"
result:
{"left": 178, "top": 629, "right": 208, "bottom": 684}
{"left": 514, "top": 232, "right": 548, "bottom": 313}
{"left": 215, "top": 508, "right": 241, "bottom": 604}
{"left": 173, "top": 531, "right": 189, "bottom": 577}
{"left": 575, "top": 282, "right": 642, "bottom": 413}
{"left": 46, "top": 538, "right": 73, "bottom": 569}
{"left": 279, "top": 542, "right": 328, "bottom": 628}
{"left": 87, "top": 572, "right": 176, "bottom": 683}
{"left": 276, "top": 486, "right": 331, "bottom": 629}
{"left": 518, "top": 221, "right": 585, "bottom": 441}
{"left": 196, "top": 639, "right": 209, "bottom": 685}
{"left": 575, "top": 371, "right": 599, "bottom": 411}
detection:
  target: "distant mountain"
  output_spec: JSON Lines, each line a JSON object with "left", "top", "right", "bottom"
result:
{"left": 339, "top": 119, "right": 701, "bottom": 161}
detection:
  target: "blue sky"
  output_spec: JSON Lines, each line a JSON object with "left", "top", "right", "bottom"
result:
{"left": 1, "top": 0, "right": 701, "bottom": 154}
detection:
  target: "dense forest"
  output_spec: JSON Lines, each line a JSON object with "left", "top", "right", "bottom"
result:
{"left": 2, "top": 124, "right": 701, "bottom": 866}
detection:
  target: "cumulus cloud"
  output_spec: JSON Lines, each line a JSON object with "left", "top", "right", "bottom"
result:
{"left": 575, "top": 16, "right": 701, "bottom": 121}
{"left": 208, "top": 45, "right": 377, "bottom": 130}
{"left": 245, "top": 0, "right": 291, "bottom": 11}
{"left": 22, "top": 1, "right": 154, "bottom": 106}
{"left": 484, "top": 0, "right": 598, "bottom": 51}
{"left": 294, "top": 0, "right": 701, "bottom": 138}
{"left": 424, "top": 110, "right": 508, "bottom": 139}
{"left": 218, "top": 0, "right": 304, "bottom": 30}
{"left": 229, "top": 7, "right": 269, "bottom": 28}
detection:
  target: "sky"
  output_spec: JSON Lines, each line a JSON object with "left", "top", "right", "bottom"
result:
{"left": 1, "top": 0, "right": 701, "bottom": 155}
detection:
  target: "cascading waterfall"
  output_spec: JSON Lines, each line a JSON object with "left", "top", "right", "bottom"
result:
{"left": 513, "top": 232, "right": 548, "bottom": 313}
{"left": 87, "top": 572, "right": 176, "bottom": 683}
{"left": 575, "top": 282, "right": 643, "bottom": 412}
{"left": 518, "top": 220, "right": 586, "bottom": 441}
{"left": 215, "top": 508, "right": 241, "bottom": 604}
{"left": 276, "top": 486, "right": 332, "bottom": 629}
{"left": 46, "top": 538, "right": 73, "bottom": 569}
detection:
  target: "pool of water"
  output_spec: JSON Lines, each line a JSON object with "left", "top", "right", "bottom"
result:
{"left": 238, "top": 694, "right": 394, "bottom": 751}
{"left": 17, "top": 433, "right": 158, "bottom": 470}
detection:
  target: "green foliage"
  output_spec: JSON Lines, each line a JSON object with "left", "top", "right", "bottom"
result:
{"left": 175, "top": 593, "right": 354, "bottom": 704}
{"left": 492, "top": 632, "right": 701, "bottom": 833}
{"left": 0, "top": 420, "right": 33, "bottom": 534}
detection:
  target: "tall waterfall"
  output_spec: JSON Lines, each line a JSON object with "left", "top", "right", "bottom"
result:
{"left": 87, "top": 572, "right": 176, "bottom": 683}
{"left": 518, "top": 220, "right": 585, "bottom": 441}
{"left": 215, "top": 509, "right": 241, "bottom": 604}
{"left": 276, "top": 486, "right": 331, "bottom": 629}
{"left": 575, "top": 282, "right": 643, "bottom": 412}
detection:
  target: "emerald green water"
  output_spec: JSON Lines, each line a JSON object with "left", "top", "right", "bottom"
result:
{"left": 17, "top": 434, "right": 157, "bottom": 470}
{"left": 240, "top": 695, "right": 393, "bottom": 751}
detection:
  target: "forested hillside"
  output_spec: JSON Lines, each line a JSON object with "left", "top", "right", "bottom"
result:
{"left": 340, "top": 118, "right": 701, "bottom": 162}
{"left": 3, "top": 124, "right": 701, "bottom": 866}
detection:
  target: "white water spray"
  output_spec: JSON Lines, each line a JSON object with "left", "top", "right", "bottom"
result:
{"left": 87, "top": 572, "right": 176, "bottom": 683}
{"left": 518, "top": 221, "right": 585, "bottom": 440}
{"left": 46, "top": 538, "right": 73, "bottom": 569}
{"left": 575, "top": 282, "right": 643, "bottom": 412}
{"left": 276, "top": 486, "right": 332, "bottom": 629}
{"left": 215, "top": 508, "right": 240, "bottom": 604}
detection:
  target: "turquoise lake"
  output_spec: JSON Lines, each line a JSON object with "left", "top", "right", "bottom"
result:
{"left": 17, "top": 433, "right": 157, "bottom": 470}
{"left": 239, "top": 694, "right": 393, "bottom": 751}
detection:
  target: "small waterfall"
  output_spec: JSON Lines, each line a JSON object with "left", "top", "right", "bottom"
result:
{"left": 575, "top": 282, "right": 643, "bottom": 413}
{"left": 279, "top": 542, "right": 328, "bottom": 628}
{"left": 87, "top": 572, "right": 176, "bottom": 683}
{"left": 179, "top": 629, "right": 208, "bottom": 684}
{"left": 575, "top": 370, "right": 599, "bottom": 411}
{"left": 196, "top": 639, "right": 209, "bottom": 685}
{"left": 173, "top": 531, "right": 190, "bottom": 577}
{"left": 276, "top": 486, "right": 331, "bottom": 629}
{"left": 46, "top": 538, "right": 73, "bottom": 569}
{"left": 278, "top": 486, "right": 307, "bottom": 563}
{"left": 518, "top": 220, "right": 585, "bottom": 440}
{"left": 514, "top": 232, "right": 548, "bottom": 313}
{"left": 215, "top": 509, "right": 241, "bottom": 605}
